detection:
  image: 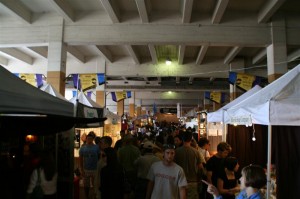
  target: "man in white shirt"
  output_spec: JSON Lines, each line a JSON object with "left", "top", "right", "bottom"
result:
{"left": 146, "top": 144, "right": 187, "bottom": 199}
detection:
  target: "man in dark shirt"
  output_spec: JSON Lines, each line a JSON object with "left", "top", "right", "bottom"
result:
{"left": 206, "top": 142, "right": 231, "bottom": 187}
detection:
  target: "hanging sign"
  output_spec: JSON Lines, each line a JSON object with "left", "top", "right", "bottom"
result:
{"left": 229, "top": 115, "right": 252, "bottom": 126}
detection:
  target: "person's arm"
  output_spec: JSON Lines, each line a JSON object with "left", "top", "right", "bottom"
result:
{"left": 145, "top": 181, "right": 154, "bottom": 199}
{"left": 79, "top": 155, "right": 85, "bottom": 177}
{"left": 217, "top": 178, "right": 233, "bottom": 195}
{"left": 205, "top": 150, "right": 211, "bottom": 162}
{"left": 203, "top": 180, "right": 223, "bottom": 199}
{"left": 207, "top": 171, "right": 213, "bottom": 184}
{"left": 179, "top": 186, "right": 187, "bottom": 199}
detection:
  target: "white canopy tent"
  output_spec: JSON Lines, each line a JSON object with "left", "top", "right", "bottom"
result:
{"left": 207, "top": 85, "right": 262, "bottom": 123}
{"left": 69, "top": 91, "right": 104, "bottom": 127}
{"left": 225, "top": 64, "right": 300, "bottom": 199}
{"left": 69, "top": 91, "right": 102, "bottom": 108}
{"left": 104, "top": 108, "right": 121, "bottom": 124}
{"left": 207, "top": 85, "right": 262, "bottom": 140}
{"left": 40, "top": 83, "right": 67, "bottom": 101}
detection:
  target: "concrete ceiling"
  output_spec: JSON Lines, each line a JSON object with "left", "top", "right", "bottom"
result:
{"left": 1, "top": 0, "right": 300, "bottom": 114}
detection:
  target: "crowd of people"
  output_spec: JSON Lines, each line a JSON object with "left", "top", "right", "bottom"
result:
{"left": 77, "top": 124, "right": 267, "bottom": 199}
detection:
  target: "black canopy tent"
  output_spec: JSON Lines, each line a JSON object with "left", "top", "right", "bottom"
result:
{"left": 0, "top": 66, "right": 106, "bottom": 135}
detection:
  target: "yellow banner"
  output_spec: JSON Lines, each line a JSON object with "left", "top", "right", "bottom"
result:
{"left": 236, "top": 73, "right": 255, "bottom": 91}
{"left": 80, "top": 74, "right": 97, "bottom": 91}
{"left": 210, "top": 92, "right": 221, "bottom": 104}
{"left": 115, "top": 91, "right": 127, "bottom": 101}
{"left": 20, "top": 73, "right": 36, "bottom": 87}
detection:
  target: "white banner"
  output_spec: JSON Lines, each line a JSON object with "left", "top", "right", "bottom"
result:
{"left": 230, "top": 115, "right": 252, "bottom": 126}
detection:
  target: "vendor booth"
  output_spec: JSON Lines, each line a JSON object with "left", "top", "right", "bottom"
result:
{"left": 207, "top": 85, "right": 262, "bottom": 141}
{"left": 0, "top": 66, "right": 106, "bottom": 199}
{"left": 225, "top": 64, "right": 300, "bottom": 199}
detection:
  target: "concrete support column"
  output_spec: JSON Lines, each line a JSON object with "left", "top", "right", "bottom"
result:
{"left": 230, "top": 59, "right": 245, "bottom": 100}
{"left": 96, "top": 91, "right": 105, "bottom": 107}
{"left": 136, "top": 100, "right": 142, "bottom": 117}
{"left": 177, "top": 103, "right": 181, "bottom": 118}
{"left": 129, "top": 92, "right": 135, "bottom": 117}
{"left": 117, "top": 100, "right": 124, "bottom": 117}
{"left": 213, "top": 102, "right": 221, "bottom": 111}
{"left": 229, "top": 84, "right": 236, "bottom": 101}
{"left": 47, "top": 17, "right": 67, "bottom": 95}
{"left": 203, "top": 96, "right": 211, "bottom": 111}
{"left": 96, "top": 58, "right": 106, "bottom": 107}
{"left": 141, "top": 107, "right": 146, "bottom": 115}
{"left": 267, "top": 14, "right": 288, "bottom": 83}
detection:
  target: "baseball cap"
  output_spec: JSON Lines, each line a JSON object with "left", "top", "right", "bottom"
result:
{"left": 163, "top": 144, "right": 176, "bottom": 151}
{"left": 143, "top": 141, "right": 155, "bottom": 149}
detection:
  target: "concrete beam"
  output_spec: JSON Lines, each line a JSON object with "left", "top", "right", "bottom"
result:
{"left": 224, "top": 46, "right": 243, "bottom": 64}
{"left": 27, "top": 47, "right": 48, "bottom": 59}
{"left": 64, "top": 22, "right": 271, "bottom": 46}
{"left": 181, "top": 0, "right": 194, "bottom": 23}
{"left": 196, "top": 45, "right": 208, "bottom": 65}
{"left": 47, "top": 0, "right": 75, "bottom": 22}
{"left": 0, "top": 16, "right": 276, "bottom": 46}
{"left": 252, "top": 48, "right": 267, "bottom": 64}
{"left": 258, "top": 0, "right": 286, "bottom": 23}
{"left": 94, "top": 45, "right": 113, "bottom": 63}
{"left": 99, "top": 0, "right": 120, "bottom": 23}
{"left": 125, "top": 45, "right": 140, "bottom": 64}
{"left": 106, "top": 59, "right": 231, "bottom": 78}
{"left": 178, "top": 45, "right": 186, "bottom": 65}
{"left": 0, "top": 0, "right": 31, "bottom": 23}
{"left": 212, "top": 0, "right": 229, "bottom": 24}
{"left": 0, "top": 48, "right": 33, "bottom": 65}
{"left": 67, "top": 46, "right": 85, "bottom": 63}
{"left": 287, "top": 48, "right": 300, "bottom": 62}
{"left": 148, "top": 44, "right": 158, "bottom": 64}
{"left": 135, "top": 0, "right": 149, "bottom": 23}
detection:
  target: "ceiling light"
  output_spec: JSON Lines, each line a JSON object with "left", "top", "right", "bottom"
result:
{"left": 166, "top": 57, "right": 172, "bottom": 65}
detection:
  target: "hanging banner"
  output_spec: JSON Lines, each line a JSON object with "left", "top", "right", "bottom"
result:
{"left": 229, "top": 72, "right": 262, "bottom": 91}
{"left": 15, "top": 73, "right": 43, "bottom": 88}
{"left": 205, "top": 91, "right": 225, "bottom": 104}
{"left": 111, "top": 91, "right": 132, "bottom": 102}
{"left": 72, "top": 73, "right": 105, "bottom": 91}
{"left": 236, "top": 73, "right": 255, "bottom": 91}
{"left": 97, "top": 73, "right": 105, "bottom": 85}
{"left": 80, "top": 74, "right": 97, "bottom": 91}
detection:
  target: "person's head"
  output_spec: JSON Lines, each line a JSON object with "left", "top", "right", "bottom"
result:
{"left": 94, "top": 136, "right": 101, "bottom": 145}
{"left": 190, "top": 139, "right": 198, "bottom": 149}
{"left": 103, "top": 147, "right": 118, "bottom": 167}
{"left": 182, "top": 130, "right": 193, "bottom": 142}
{"left": 224, "top": 157, "right": 239, "bottom": 172}
{"left": 217, "top": 142, "right": 231, "bottom": 158}
{"left": 174, "top": 135, "right": 183, "bottom": 148}
{"left": 120, "top": 130, "right": 126, "bottom": 139}
{"left": 198, "top": 137, "right": 210, "bottom": 150}
{"left": 240, "top": 165, "right": 266, "bottom": 190}
{"left": 163, "top": 144, "right": 176, "bottom": 165}
{"left": 88, "top": 131, "right": 96, "bottom": 139}
{"left": 86, "top": 133, "right": 95, "bottom": 145}
{"left": 142, "top": 141, "right": 156, "bottom": 153}
{"left": 99, "top": 136, "right": 113, "bottom": 149}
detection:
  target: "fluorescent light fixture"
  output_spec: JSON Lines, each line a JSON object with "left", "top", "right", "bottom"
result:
{"left": 166, "top": 57, "right": 172, "bottom": 65}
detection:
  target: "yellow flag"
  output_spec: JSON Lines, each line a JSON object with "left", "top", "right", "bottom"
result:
{"left": 20, "top": 73, "right": 36, "bottom": 87}
{"left": 236, "top": 73, "right": 255, "bottom": 91}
